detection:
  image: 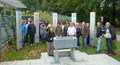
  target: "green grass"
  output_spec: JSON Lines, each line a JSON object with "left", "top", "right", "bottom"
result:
{"left": 1, "top": 37, "right": 120, "bottom": 62}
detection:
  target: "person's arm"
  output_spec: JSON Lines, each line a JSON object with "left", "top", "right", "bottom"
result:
{"left": 86, "top": 27, "right": 89, "bottom": 37}
{"left": 100, "top": 28, "right": 105, "bottom": 38}
{"left": 74, "top": 28, "right": 77, "bottom": 37}
{"left": 24, "top": 25, "right": 26, "bottom": 35}
{"left": 34, "top": 25, "right": 36, "bottom": 34}
{"left": 67, "top": 28, "right": 69, "bottom": 36}
{"left": 55, "top": 27, "right": 57, "bottom": 36}
{"left": 61, "top": 27, "right": 63, "bottom": 36}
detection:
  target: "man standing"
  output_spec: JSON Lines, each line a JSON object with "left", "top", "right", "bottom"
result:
{"left": 22, "top": 20, "right": 26, "bottom": 47}
{"left": 25, "top": 18, "right": 31, "bottom": 44}
{"left": 39, "top": 18, "right": 43, "bottom": 40}
{"left": 96, "top": 22, "right": 105, "bottom": 53}
{"left": 81, "top": 22, "right": 89, "bottom": 49}
{"left": 104, "top": 22, "right": 117, "bottom": 56}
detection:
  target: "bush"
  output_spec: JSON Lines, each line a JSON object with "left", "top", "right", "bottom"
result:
{"left": 62, "top": 18, "right": 71, "bottom": 25}
{"left": 22, "top": 10, "right": 52, "bottom": 22}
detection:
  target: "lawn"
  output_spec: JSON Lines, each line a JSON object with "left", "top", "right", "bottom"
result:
{"left": 0, "top": 37, "right": 120, "bottom": 62}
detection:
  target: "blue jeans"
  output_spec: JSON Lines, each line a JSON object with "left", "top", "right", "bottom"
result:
{"left": 42, "top": 34, "right": 46, "bottom": 38}
{"left": 22, "top": 34, "right": 25, "bottom": 45}
{"left": 56, "top": 35, "right": 61, "bottom": 37}
{"left": 82, "top": 36, "right": 87, "bottom": 49}
{"left": 77, "top": 37, "right": 80, "bottom": 47}
{"left": 97, "top": 37, "right": 102, "bottom": 52}
{"left": 106, "top": 38, "right": 112, "bottom": 54}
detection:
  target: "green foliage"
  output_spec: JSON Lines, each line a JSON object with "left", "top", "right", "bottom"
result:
{"left": 112, "top": 41, "right": 117, "bottom": 52}
{"left": 22, "top": 10, "right": 52, "bottom": 22}
{"left": 62, "top": 18, "right": 71, "bottom": 25}
{"left": 41, "top": 0, "right": 48, "bottom": 11}
{"left": 3, "top": 17, "right": 14, "bottom": 44}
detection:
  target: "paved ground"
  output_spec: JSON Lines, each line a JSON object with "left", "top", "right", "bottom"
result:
{"left": 117, "top": 35, "right": 120, "bottom": 42}
{"left": 0, "top": 50, "right": 120, "bottom": 65}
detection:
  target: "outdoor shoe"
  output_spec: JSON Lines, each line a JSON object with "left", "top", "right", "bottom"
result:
{"left": 104, "top": 52, "right": 109, "bottom": 54}
{"left": 31, "top": 44, "right": 32, "bottom": 46}
{"left": 96, "top": 51, "right": 99, "bottom": 53}
{"left": 108, "top": 53, "right": 112, "bottom": 56}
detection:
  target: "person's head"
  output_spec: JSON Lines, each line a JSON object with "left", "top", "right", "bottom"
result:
{"left": 70, "top": 22, "right": 74, "bottom": 26}
{"left": 66, "top": 21, "right": 69, "bottom": 24}
{"left": 106, "top": 22, "right": 110, "bottom": 28}
{"left": 86, "top": 23, "right": 90, "bottom": 27}
{"left": 24, "top": 20, "right": 27, "bottom": 24}
{"left": 82, "top": 22, "right": 85, "bottom": 26}
{"left": 40, "top": 18, "right": 42, "bottom": 22}
{"left": 45, "top": 20, "right": 48, "bottom": 23}
{"left": 57, "top": 22, "right": 60, "bottom": 26}
{"left": 50, "top": 20, "right": 53, "bottom": 25}
{"left": 22, "top": 20, "right": 25, "bottom": 25}
{"left": 66, "top": 22, "right": 70, "bottom": 27}
{"left": 50, "top": 26, "right": 54, "bottom": 32}
{"left": 30, "top": 20, "right": 33, "bottom": 25}
{"left": 59, "top": 20, "right": 62, "bottom": 23}
{"left": 97, "top": 22, "right": 101, "bottom": 27}
{"left": 76, "top": 23, "right": 79, "bottom": 27}
{"left": 28, "top": 18, "right": 31, "bottom": 22}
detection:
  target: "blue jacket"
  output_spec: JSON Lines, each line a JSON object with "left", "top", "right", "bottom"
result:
{"left": 22, "top": 24, "right": 26, "bottom": 34}
{"left": 63, "top": 26, "right": 68, "bottom": 36}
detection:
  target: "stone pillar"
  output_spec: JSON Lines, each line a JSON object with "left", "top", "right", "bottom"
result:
{"left": 0, "top": 14, "right": 2, "bottom": 54}
{"left": 54, "top": 48, "right": 59, "bottom": 62}
{"left": 70, "top": 48, "right": 75, "bottom": 60}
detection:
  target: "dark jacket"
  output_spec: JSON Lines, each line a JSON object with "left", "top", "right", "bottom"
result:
{"left": 96, "top": 26, "right": 105, "bottom": 37}
{"left": 76, "top": 27, "right": 81, "bottom": 37}
{"left": 63, "top": 26, "right": 68, "bottom": 36}
{"left": 28, "top": 24, "right": 36, "bottom": 34}
{"left": 82, "top": 26, "right": 89, "bottom": 37}
{"left": 47, "top": 30, "right": 55, "bottom": 42}
{"left": 107, "top": 25, "right": 117, "bottom": 41}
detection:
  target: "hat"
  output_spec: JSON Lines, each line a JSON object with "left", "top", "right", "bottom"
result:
{"left": 40, "top": 18, "right": 42, "bottom": 21}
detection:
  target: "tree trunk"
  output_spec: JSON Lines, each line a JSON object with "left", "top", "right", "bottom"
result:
{"left": 112, "top": 2, "right": 116, "bottom": 26}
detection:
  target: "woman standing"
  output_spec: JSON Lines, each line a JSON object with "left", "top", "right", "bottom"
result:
{"left": 28, "top": 20, "right": 36, "bottom": 46}
{"left": 61, "top": 22, "right": 64, "bottom": 36}
{"left": 63, "top": 22, "right": 69, "bottom": 36}
{"left": 55, "top": 23, "right": 62, "bottom": 37}
{"left": 87, "top": 23, "right": 90, "bottom": 45}
{"left": 76, "top": 23, "right": 81, "bottom": 48}
{"left": 67, "top": 22, "right": 76, "bottom": 37}
{"left": 46, "top": 26, "right": 55, "bottom": 56}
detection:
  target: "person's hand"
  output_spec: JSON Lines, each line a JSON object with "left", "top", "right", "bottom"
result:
{"left": 24, "top": 33, "right": 26, "bottom": 36}
{"left": 50, "top": 38, "right": 52, "bottom": 40}
{"left": 86, "top": 36, "right": 88, "bottom": 38}
{"left": 99, "top": 36, "right": 102, "bottom": 39}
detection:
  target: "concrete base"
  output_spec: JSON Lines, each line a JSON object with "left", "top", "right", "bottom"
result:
{"left": 53, "top": 49, "right": 70, "bottom": 57}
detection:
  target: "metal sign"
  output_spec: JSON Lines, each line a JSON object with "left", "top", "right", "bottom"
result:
{"left": 101, "top": 16, "right": 104, "bottom": 21}
{"left": 34, "top": 12, "right": 39, "bottom": 43}
{"left": 90, "top": 12, "right": 96, "bottom": 47}
{"left": 53, "top": 13, "right": 57, "bottom": 26}
{"left": 72, "top": 13, "right": 77, "bottom": 25}
{"left": 16, "top": 11, "right": 22, "bottom": 50}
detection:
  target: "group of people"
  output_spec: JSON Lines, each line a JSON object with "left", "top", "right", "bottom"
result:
{"left": 22, "top": 18, "right": 117, "bottom": 56}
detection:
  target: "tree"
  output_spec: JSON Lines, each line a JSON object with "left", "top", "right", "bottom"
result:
{"left": 41, "top": 0, "right": 48, "bottom": 11}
